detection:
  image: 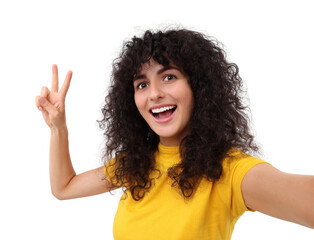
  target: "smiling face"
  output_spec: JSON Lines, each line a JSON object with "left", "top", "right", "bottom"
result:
{"left": 133, "top": 59, "right": 194, "bottom": 146}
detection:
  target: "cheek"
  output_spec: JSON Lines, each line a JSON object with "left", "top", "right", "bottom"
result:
{"left": 134, "top": 94, "right": 140, "bottom": 111}
{"left": 134, "top": 94, "right": 146, "bottom": 116}
{"left": 176, "top": 85, "right": 194, "bottom": 109}
{"left": 185, "top": 84, "right": 194, "bottom": 109}
{"left": 185, "top": 95, "right": 194, "bottom": 117}
{"left": 181, "top": 89, "right": 194, "bottom": 118}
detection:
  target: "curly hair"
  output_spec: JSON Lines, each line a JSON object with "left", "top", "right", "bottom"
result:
{"left": 98, "top": 28, "right": 259, "bottom": 201}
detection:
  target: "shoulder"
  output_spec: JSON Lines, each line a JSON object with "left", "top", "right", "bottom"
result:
{"left": 215, "top": 148, "right": 269, "bottom": 214}
{"left": 208, "top": 148, "right": 268, "bottom": 216}
{"left": 220, "top": 148, "right": 267, "bottom": 183}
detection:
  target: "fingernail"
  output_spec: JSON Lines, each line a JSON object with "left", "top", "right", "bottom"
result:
{"left": 39, "top": 98, "right": 45, "bottom": 104}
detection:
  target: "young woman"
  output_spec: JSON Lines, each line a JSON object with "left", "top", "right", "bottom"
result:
{"left": 35, "top": 29, "right": 314, "bottom": 239}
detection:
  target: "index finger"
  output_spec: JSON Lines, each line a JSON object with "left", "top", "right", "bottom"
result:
{"left": 59, "top": 70, "right": 73, "bottom": 99}
{"left": 51, "top": 64, "right": 59, "bottom": 92}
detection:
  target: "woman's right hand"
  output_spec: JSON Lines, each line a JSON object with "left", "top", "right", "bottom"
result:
{"left": 35, "top": 64, "right": 72, "bottom": 129}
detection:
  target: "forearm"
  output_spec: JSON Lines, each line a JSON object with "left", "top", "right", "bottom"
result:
{"left": 49, "top": 126, "right": 76, "bottom": 199}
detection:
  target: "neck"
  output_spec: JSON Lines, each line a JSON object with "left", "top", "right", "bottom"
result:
{"left": 159, "top": 137, "right": 180, "bottom": 147}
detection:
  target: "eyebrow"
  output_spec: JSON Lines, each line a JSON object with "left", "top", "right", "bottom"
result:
{"left": 133, "top": 65, "right": 182, "bottom": 81}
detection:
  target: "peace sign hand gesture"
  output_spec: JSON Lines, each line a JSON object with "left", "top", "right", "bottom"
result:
{"left": 35, "top": 64, "right": 72, "bottom": 129}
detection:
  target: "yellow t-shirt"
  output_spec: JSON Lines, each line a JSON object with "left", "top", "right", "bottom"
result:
{"left": 105, "top": 144, "right": 267, "bottom": 240}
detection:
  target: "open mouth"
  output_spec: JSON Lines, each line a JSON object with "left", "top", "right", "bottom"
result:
{"left": 150, "top": 106, "right": 177, "bottom": 119}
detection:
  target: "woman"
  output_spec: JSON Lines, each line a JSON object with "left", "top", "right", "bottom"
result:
{"left": 35, "top": 29, "right": 314, "bottom": 239}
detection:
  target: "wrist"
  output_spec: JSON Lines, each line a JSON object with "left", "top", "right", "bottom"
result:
{"left": 50, "top": 125, "right": 68, "bottom": 134}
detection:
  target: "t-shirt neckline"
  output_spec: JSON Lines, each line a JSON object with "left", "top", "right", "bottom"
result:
{"left": 158, "top": 143, "right": 180, "bottom": 154}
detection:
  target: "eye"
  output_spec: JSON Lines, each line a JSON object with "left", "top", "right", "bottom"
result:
{"left": 137, "top": 82, "right": 148, "bottom": 89}
{"left": 164, "top": 74, "right": 176, "bottom": 81}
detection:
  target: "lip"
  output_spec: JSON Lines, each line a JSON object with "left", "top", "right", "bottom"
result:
{"left": 150, "top": 105, "right": 177, "bottom": 124}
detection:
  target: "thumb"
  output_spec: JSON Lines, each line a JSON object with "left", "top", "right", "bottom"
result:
{"left": 39, "top": 97, "right": 56, "bottom": 114}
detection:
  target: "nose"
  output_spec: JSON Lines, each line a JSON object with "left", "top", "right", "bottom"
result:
{"left": 149, "top": 80, "right": 164, "bottom": 101}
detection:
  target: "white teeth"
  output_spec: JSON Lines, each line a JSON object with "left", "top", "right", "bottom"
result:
{"left": 151, "top": 106, "right": 176, "bottom": 114}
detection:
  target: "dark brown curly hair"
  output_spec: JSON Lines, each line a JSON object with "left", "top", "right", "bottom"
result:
{"left": 98, "top": 28, "right": 259, "bottom": 201}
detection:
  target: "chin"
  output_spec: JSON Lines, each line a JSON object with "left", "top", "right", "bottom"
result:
{"left": 152, "top": 128, "right": 186, "bottom": 145}
{"left": 152, "top": 128, "right": 176, "bottom": 138}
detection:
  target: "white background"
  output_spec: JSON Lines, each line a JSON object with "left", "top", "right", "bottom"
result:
{"left": 0, "top": 0, "right": 313, "bottom": 239}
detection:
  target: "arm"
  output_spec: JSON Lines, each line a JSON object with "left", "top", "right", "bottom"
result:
{"left": 49, "top": 126, "right": 118, "bottom": 200}
{"left": 35, "top": 65, "right": 118, "bottom": 200}
{"left": 242, "top": 163, "right": 314, "bottom": 228}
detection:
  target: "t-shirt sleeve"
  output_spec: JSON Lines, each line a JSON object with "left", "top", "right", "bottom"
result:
{"left": 224, "top": 150, "right": 270, "bottom": 218}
